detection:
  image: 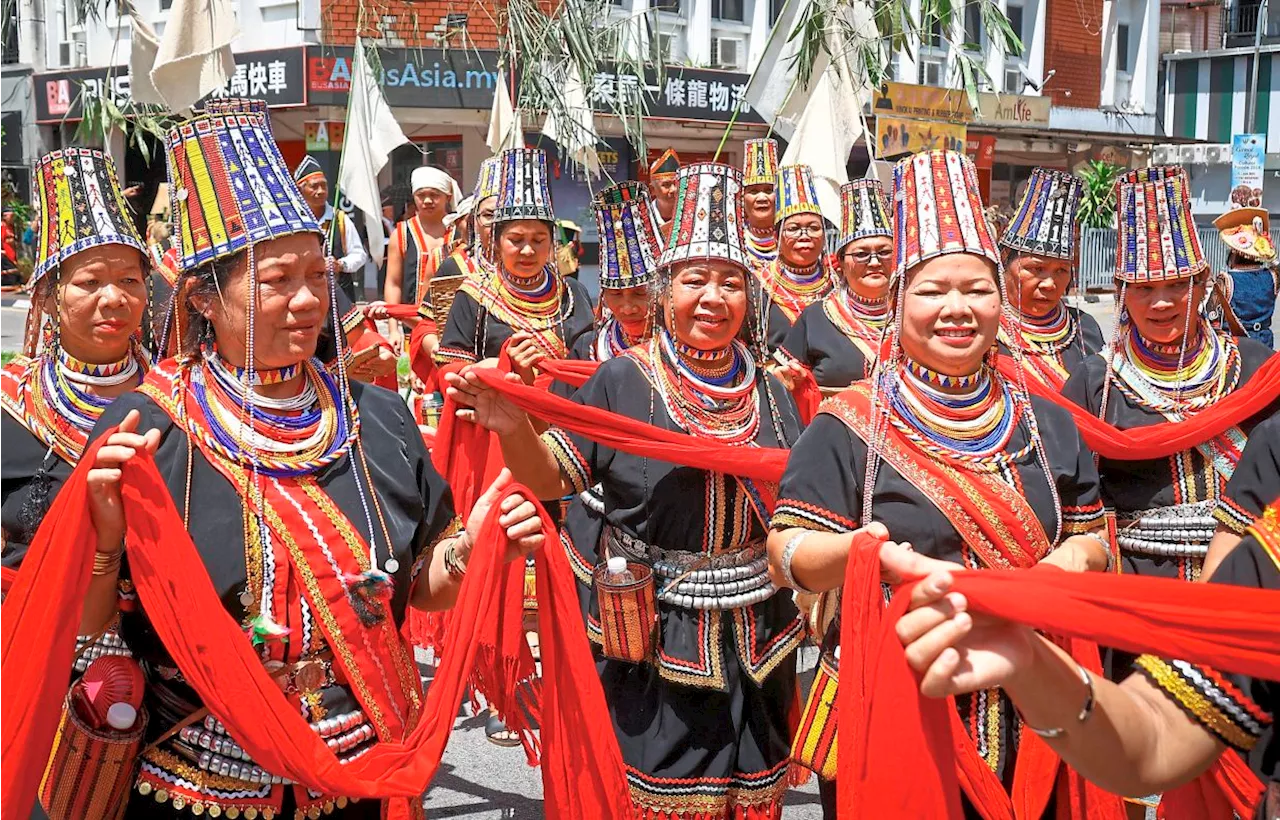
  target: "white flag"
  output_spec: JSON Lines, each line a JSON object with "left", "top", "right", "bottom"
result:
{"left": 541, "top": 62, "right": 601, "bottom": 177}
{"left": 487, "top": 70, "right": 524, "bottom": 154}
{"left": 121, "top": 0, "right": 164, "bottom": 105}
{"left": 143, "top": 0, "right": 237, "bottom": 112}
{"left": 742, "top": 0, "right": 813, "bottom": 140}
{"left": 338, "top": 39, "right": 410, "bottom": 269}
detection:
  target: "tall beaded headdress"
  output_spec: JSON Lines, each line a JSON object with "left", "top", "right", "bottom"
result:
{"left": 658, "top": 162, "right": 749, "bottom": 272}
{"left": 742, "top": 139, "right": 779, "bottom": 188}
{"left": 1001, "top": 168, "right": 1083, "bottom": 261}
{"left": 837, "top": 179, "right": 892, "bottom": 251}
{"left": 1114, "top": 165, "right": 1207, "bottom": 284}
{"left": 594, "top": 181, "right": 661, "bottom": 290}
{"left": 893, "top": 149, "right": 1001, "bottom": 274}
{"left": 474, "top": 156, "right": 502, "bottom": 202}
{"left": 493, "top": 148, "right": 555, "bottom": 224}
{"left": 774, "top": 165, "right": 823, "bottom": 225}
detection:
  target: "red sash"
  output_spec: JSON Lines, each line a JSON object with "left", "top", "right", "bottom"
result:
{"left": 823, "top": 383, "right": 1124, "bottom": 820}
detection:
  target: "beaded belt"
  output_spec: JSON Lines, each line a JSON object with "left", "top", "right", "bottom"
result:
{"left": 604, "top": 526, "right": 776, "bottom": 611}
{"left": 73, "top": 627, "right": 132, "bottom": 674}
{"left": 1117, "top": 501, "right": 1216, "bottom": 558}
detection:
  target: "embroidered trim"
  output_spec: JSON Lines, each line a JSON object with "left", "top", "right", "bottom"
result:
{"left": 543, "top": 428, "right": 591, "bottom": 495}
{"left": 1134, "top": 655, "right": 1269, "bottom": 752}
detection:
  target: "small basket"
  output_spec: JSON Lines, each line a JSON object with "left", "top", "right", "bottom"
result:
{"left": 40, "top": 693, "right": 148, "bottom": 820}
{"left": 592, "top": 561, "right": 657, "bottom": 663}
{"left": 791, "top": 651, "right": 838, "bottom": 780}
{"left": 427, "top": 275, "right": 466, "bottom": 324}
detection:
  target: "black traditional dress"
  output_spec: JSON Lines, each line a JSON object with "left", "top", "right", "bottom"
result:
{"left": 1215, "top": 411, "right": 1280, "bottom": 536}
{"left": 1133, "top": 502, "right": 1280, "bottom": 819}
{"left": 756, "top": 258, "right": 836, "bottom": 354}
{"left": 435, "top": 268, "right": 594, "bottom": 366}
{"left": 86, "top": 361, "right": 460, "bottom": 819}
{"left": 542, "top": 337, "right": 805, "bottom": 819}
{"left": 772, "top": 376, "right": 1105, "bottom": 819}
{"left": 781, "top": 289, "right": 887, "bottom": 391}
{"left": 1062, "top": 331, "right": 1278, "bottom": 581}
{"left": 999, "top": 305, "right": 1105, "bottom": 391}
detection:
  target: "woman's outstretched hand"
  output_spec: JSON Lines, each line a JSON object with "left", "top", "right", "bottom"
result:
{"left": 87, "top": 409, "right": 161, "bottom": 552}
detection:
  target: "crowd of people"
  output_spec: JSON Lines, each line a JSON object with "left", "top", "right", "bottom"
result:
{"left": 2, "top": 96, "right": 1278, "bottom": 820}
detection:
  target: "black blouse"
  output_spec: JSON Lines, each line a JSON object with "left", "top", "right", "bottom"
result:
{"left": 1062, "top": 336, "right": 1278, "bottom": 579}
{"left": 772, "top": 391, "right": 1104, "bottom": 796}
{"left": 780, "top": 300, "right": 875, "bottom": 390}
{"left": 541, "top": 353, "right": 805, "bottom": 691}
{"left": 436, "top": 275, "right": 595, "bottom": 365}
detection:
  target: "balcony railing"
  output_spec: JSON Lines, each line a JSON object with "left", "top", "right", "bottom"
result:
{"left": 1223, "top": 1, "right": 1271, "bottom": 45}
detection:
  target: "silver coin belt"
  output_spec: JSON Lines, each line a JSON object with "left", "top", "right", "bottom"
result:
{"left": 73, "top": 628, "right": 132, "bottom": 673}
{"left": 1117, "top": 501, "right": 1216, "bottom": 558}
{"left": 606, "top": 527, "right": 776, "bottom": 611}
{"left": 580, "top": 485, "right": 605, "bottom": 515}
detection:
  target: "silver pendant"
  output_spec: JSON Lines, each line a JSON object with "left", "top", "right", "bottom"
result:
{"left": 384, "top": 558, "right": 400, "bottom": 574}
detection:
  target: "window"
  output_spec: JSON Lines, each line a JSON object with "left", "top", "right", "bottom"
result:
{"left": 964, "top": 1, "right": 983, "bottom": 49}
{"left": 654, "top": 0, "right": 680, "bottom": 13}
{"left": 920, "top": 57, "right": 943, "bottom": 86}
{"left": 927, "top": 15, "right": 944, "bottom": 47}
{"left": 1005, "top": 4, "right": 1025, "bottom": 56}
{"left": 2, "top": 3, "right": 18, "bottom": 64}
{"left": 769, "top": 0, "right": 784, "bottom": 24}
{"left": 160, "top": 0, "right": 173, "bottom": 10}
{"left": 1116, "top": 23, "right": 1130, "bottom": 72}
{"left": 656, "top": 32, "right": 676, "bottom": 62}
{"left": 711, "top": 0, "right": 743, "bottom": 21}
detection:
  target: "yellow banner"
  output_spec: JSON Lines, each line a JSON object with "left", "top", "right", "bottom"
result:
{"left": 873, "top": 81, "right": 1051, "bottom": 128}
{"left": 876, "top": 116, "right": 968, "bottom": 157}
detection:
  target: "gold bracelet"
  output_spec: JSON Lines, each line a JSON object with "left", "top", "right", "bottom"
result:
{"left": 443, "top": 539, "right": 468, "bottom": 579}
{"left": 93, "top": 548, "right": 123, "bottom": 577}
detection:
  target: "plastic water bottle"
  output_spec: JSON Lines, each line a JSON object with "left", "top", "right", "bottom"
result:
{"left": 606, "top": 556, "right": 635, "bottom": 585}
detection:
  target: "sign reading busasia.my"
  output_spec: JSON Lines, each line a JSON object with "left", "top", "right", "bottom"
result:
{"left": 306, "top": 47, "right": 499, "bottom": 109}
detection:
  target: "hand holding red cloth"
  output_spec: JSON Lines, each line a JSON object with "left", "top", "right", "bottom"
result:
{"left": 838, "top": 540, "right": 1280, "bottom": 819}
{"left": 1, "top": 435, "right": 631, "bottom": 820}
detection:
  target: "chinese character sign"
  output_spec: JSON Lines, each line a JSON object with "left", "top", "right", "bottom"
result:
{"left": 586, "top": 65, "right": 761, "bottom": 124}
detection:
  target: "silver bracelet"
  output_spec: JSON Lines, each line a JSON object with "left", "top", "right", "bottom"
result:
{"left": 1022, "top": 661, "right": 1096, "bottom": 739}
{"left": 780, "top": 531, "right": 817, "bottom": 595}
{"left": 1077, "top": 530, "right": 1113, "bottom": 573}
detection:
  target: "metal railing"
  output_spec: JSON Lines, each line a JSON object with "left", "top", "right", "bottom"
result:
{"left": 1079, "top": 225, "right": 1280, "bottom": 290}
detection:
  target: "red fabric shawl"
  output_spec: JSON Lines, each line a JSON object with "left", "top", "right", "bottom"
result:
{"left": 838, "top": 536, "right": 1280, "bottom": 820}
{"left": 1, "top": 436, "right": 631, "bottom": 820}
{"left": 995, "top": 352, "right": 1280, "bottom": 461}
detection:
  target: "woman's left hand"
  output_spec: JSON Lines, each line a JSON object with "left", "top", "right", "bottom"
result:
{"left": 464, "top": 469, "right": 546, "bottom": 564}
{"left": 507, "top": 333, "right": 545, "bottom": 384}
{"left": 363, "top": 301, "right": 390, "bottom": 320}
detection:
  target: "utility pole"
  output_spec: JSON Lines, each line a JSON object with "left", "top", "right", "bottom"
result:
{"left": 1246, "top": 0, "right": 1268, "bottom": 133}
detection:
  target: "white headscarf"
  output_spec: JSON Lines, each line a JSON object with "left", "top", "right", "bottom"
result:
{"left": 410, "top": 166, "right": 463, "bottom": 207}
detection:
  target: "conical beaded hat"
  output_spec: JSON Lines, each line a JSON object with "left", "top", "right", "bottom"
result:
{"left": 742, "top": 139, "right": 779, "bottom": 187}
{"left": 893, "top": 149, "right": 1000, "bottom": 273}
{"left": 1000, "top": 168, "right": 1083, "bottom": 260}
{"left": 775, "top": 164, "right": 823, "bottom": 224}
{"left": 1115, "top": 165, "right": 1208, "bottom": 283}
{"left": 493, "top": 148, "right": 555, "bottom": 224}
{"left": 838, "top": 179, "right": 892, "bottom": 250}
{"left": 658, "top": 162, "right": 748, "bottom": 271}
{"left": 595, "top": 181, "right": 661, "bottom": 290}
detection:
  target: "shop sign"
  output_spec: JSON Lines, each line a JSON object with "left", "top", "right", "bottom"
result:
{"left": 34, "top": 47, "right": 307, "bottom": 123}
{"left": 1230, "top": 133, "right": 1266, "bottom": 209}
{"left": 304, "top": 121, "right": 345, "bottom": 152}
{"left": 966, "top": 135, "right": 997, "bottom": 169}
{"left": 306, "top": 47, "right": 500, "bottom": 110}
{"left": 876, "top": 115, "right": 967, "bottom": 157}
{"left": 587, "top": 66, "right": 762, "bottom": 124}
{"left": 873, "top": 81, "right": 1050, "bottom": 128}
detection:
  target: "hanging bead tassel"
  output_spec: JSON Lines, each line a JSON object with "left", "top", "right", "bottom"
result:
{"left": 345, "top": 570, "right": 393, "bottom": 627}
{"left": 249, "top": 613, "right": 290, "bottom": 646}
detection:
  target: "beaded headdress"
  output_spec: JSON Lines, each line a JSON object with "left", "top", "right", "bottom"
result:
{"left": 594, "top": 181, "right": 661, "bottom": 290}
{"left": 657, "top": 162, "right": 749, "bottom": 272}
{"left": 742, "top": 139, "right": 779, "bottom": 188}
{"left": 474, "top": 156, "right": 502, "bottom": 202}
{"left": 893, "top": 149, "right": 1000, "bottom": 274}
{"left": 1114, "top": 165, "right": 1207, "bottom": 283}
{"left": 31, "top": 148, "right": 147, "bottom": 284}
{"left": 165, "top": 110, "right": 320, "bottom": 272}
{"left": 1000, "top": 168, "right": 1083, "bottom": 261}
{"left": 649, "top": 149, "right": 681, "bottom": 181}
{"left": 493, "top": 148, "right": 555, "bottom": 225}
{"left": 1213, "top": 207, "right": 1276, "bottom": 265}
{"left": 204, "top": 97, "right": 270, "bottom": 123}
{"left": 838, "top": 179, "right": 892, "bottom": 250}
{"left": 293, "top": 155, "right": 325, "bottom": 186}
{"left": 774, "top": 164, "right": 823, "bottom": 225}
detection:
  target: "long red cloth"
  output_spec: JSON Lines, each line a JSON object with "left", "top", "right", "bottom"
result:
{"left": 995, "top": 352, "right": 1280, "bottom": 461}
{"left": 838, "top": 539, "right": 1280, "bottom": 819}
{"left": 1, "top": 436, "right": 630, "bottom": 820}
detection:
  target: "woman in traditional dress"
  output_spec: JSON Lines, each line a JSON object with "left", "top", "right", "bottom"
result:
{"left": 70, "top": 109, "right": 543, "bottom": 819}
{"left": 447, "top": 161, "right": 806, "bottom": 820}
{"left": 997, "top": 169, "right": 1104, "bottom": 390}
{"left": 892, "top": 498, "right": 1280, "bottom": 817}
{"left": 647, "top": 149, "right": 681, "bottom": 244}
{"left": 768, "top": 149, "right": 1111, "bottom": 819}
{"left": 781, "top": 179, "right": 894, "bottom": 391}
{"left": 742, "top": 139, "right": 780, "bottom": 269}
{"left": 756, "top": 164, "right": 837, "bottom": 348}
{"left": 436, "top": 149, "right": 595, "bottom": 381}
{"left": 1062, "top": 166, "right": 1279, "bottom": 584}
{"left": 1204, "top": 410, "right": 1279, "bottom": 577}
{"left": 566, "top": 181, "right": 661, "bottom": 364}
{"left": 2, "top": 148, "right": 149, "bottom": 577}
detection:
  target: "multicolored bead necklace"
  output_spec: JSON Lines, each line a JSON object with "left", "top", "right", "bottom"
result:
{"left": 21, "top": 348, "right": 144, "bottom": 462}
{"left": 594, "top": 316, "right": 645, "bottom": 362}
{"left": 649, "top": 328, "right": 760, "bottom": 444}
{"left": 763, "top": 257, "right": 833, "bottom": 319}
{"left": 1010, "top": 304, "right": 1077, "bottom": 354}
{"left": 745, "top": 227, "right": 778, "bottom": 266}
{"left": 889, "top": 361, "right": 1029, "bottom": 470}
{"left": 826, "top": 287, "right": 889, "bottom": 345}
{"left": 1115, "top": 323, "right": 1238, "bottom": 413}
{"left": 494, "top": 265, "right": 562, "bottom": 320}
{"left": 185, "top": 354, "right": 355, "bottom": 477}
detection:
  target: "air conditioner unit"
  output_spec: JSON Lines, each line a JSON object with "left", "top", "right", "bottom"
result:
{"left": 921, "top": 57, "right": 943, "bottom": 86}
{"left": 1004, "top": 68, "right": 1023, "bottom": 93}
{"left": 1191, "top": 144, "right": 1208, "bottom": 164}
{"left": 1204, "top": 144, "right": 1230, "bottom": 164}
{"left": 1178, "top": 144, "right": 1198, "bottom": 164}
{"left": 711, "top": 37, "right": 742, "bottom": 70}
{"left": 1152, "top": 145, "right": 1178, "bottom": 165}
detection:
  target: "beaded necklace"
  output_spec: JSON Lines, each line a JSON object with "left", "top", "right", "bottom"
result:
{"left": 745, "top": 227, "right": 778, "bottom": 266}
{"left": 593, "top": 316, "right": 645, "bottom": 362}
{"left": 185, "top": 354, "right": 355, "bottom": 477}
{"left": 1010, "top": 304, "right": 1077, "bottom": 354}
{"left": 825, "top": 287, "right": 889, "bottom": 345}
{"left": 1114, "top": 323, "right": 1238, "bottom": 413}
{"left": 648, "top": 328, "right": 760, "bottom": 445}
{"left": 493, "top": 266, "right": 562, "bottom": 320}
{"left": 763, "top": 257, "right": 833, "bottom": 318}
{"left": 888, "top": 361, "right": 1031, "bottom": 471}
{"left": 22, "top": 348, "right": 144, "bottom": 461}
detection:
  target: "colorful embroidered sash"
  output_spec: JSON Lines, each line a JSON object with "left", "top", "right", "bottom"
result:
{"left": 758, "top": 259, "right": 834, "bottom": 323}
{"left": 822, "top": 293, "right": 883, "bottom": 374}
{"left": 457, "top": 273, "right": 572, "bottom": 359}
